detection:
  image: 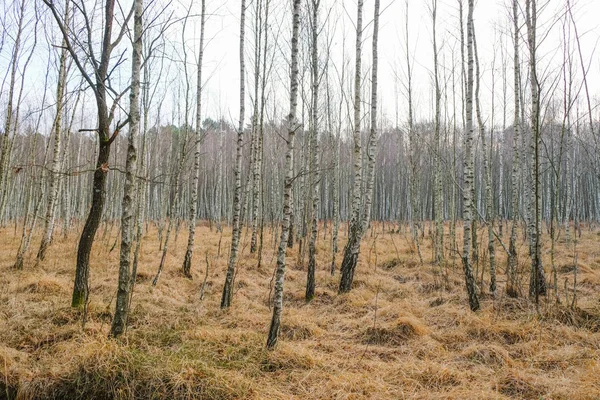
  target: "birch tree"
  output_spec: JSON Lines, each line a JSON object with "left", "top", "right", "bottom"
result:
{"left": 361, "top": 0, "right": 380, "bottom": 238}
{"left": 431, "top": 0, "right": 443, "bottom": 265}
{"left": 221, "top": 0, "right": 246, "bottom": 309}
{"left": 525, "top": 0, "right": 547, "bottom": 299}
{"left": 43, "top": 0, "right": 133, "bottom": 308}
{"left": 507, "top": 0, "right": 521, "bottom": 297}
{"left": 306, "top": 0, "right": 320, "bottom": 302}
{"left": 472, "top": 19, "right": 495, "bottom": 294}
{"left": 110, "top": 0, "right": 142, "bottom": 338}
{"left": 462, "top": 0, "right": 480, "bottom": 311}
{"left": 266, "top": 0, "right": 301, "bottom": 349}
{"left": 37, "top": 0, "right": 70, "bottom": 262}
{"left": 406, "top": 1, "right": 423, "bottom": 266}
{"left": 182, "top": 0, "right": 206, "bottom": 278}
{"left": 338, "top": 0, "right": 364, "bottom": 294}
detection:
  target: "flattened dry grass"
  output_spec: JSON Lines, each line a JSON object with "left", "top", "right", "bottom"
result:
{"left": 1, "top": 221, "right": 600, "bottom": 399}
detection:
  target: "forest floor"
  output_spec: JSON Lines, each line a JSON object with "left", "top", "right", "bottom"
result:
{"left": 1, "top": 221, "right": 600, "bottom": 399}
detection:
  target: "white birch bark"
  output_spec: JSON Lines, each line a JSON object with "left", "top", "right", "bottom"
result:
{"left": 110, "top": 0, "right": 142, "bottom": 337}
{"left": 462, "top": 0, "right": 480, "bottom": 311}
{"left": 182, "top": 0, "right": 206, "bottom": 278}
{"left": 266, "top": 0, "right": 301, "bottom": 349}
{"left": 306, "top": 0, "right": 320, "bottom": 302}
{"left": 338, "top": 0, "right": 364, "bottom": 293}
{"left": 221, "top": 0, "right": 246, "bottom": 308}
{"left": 37, "top": 0, "right": 70, "bottom": 262}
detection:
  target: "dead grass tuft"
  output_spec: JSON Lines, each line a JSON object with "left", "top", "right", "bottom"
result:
{"left": 409, "top": 365, "right": 462, "bottom": 389}
{"left": 497, "top": 373, "right": 547, "bottom": 399}
{"left": 545, "top": 305, "right": 600, "bottom": 332}
{"left": 280, "top": 323, "right": 314, "bottom": 341}
{"left": 362, "top": 316, "right": 428, "bottom": 346}
{"left": 378, "top": 258, "right": 402, "bottom": 270}
{"left": 28, "top": 343, "right": 254, "bottom": 400}
{"left": 459, "top": 344, "right": 512, "bottom": 367}
{"left": 20, "top": 277, "right": 65, "bottom": 294}
{"left": 260, "top": 346, "right": 318, "bottom": 372}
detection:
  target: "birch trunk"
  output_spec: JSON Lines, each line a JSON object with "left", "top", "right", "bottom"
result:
{"left": 182, "top": 0, "right": 205, "bottom": 278}
{"left": 14, "top": 80, "right": 50, "bottom": 270}
{"left": 266, "top": 0, "right": 301, "bottom": 349}
{"left": 110, "top": 0, "right": 142, "bottom": 337}
{"left": 0, "top": 0, "right": 27, "bottom": 221}
{"left": 507, "top": 0, "right": 521, "bottom": 296}
{"left": 221, "top": 0, "right": 246, "bottom": 308}
{"left": 250, "top": 0, "right": 264, "bottom": 254}
{"left": 406, "top": 1, "right": 423, "bottom": 267}
{"left": 338, "top": 0, "right": 364, "bottom": 294}
{"left": 473, "top": 23, "right": 496, "bottom": 294}
{"left": 37, "top": 1, "right": 70, "bottom": 262}
{"left": 462, "top": 0, "right": 480, "bottom": 311}
{"left": 361, "top": 0, "right": 380, "bottom": 237}
{"left": 432, "top": 0, "right": 444, "bottom": 265}
{"left": 306, "top": 0, "right": 320, "bottom": 302}
{"left": 526, "top": 0, "right": 546, "bottom": 299}
{"left": 330, "top": 79, "right": 341, "bottom": 276}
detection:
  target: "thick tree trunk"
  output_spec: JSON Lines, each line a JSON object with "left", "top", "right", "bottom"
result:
{"left": 72, "top": 137, "right": 110, "bottom": 308}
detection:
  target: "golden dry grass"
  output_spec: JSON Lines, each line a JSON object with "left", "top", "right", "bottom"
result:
{"left": 1, "top": 221, "right": 600, "bottom": 399}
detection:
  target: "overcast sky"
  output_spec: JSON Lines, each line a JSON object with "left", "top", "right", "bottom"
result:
{"left": 193, "top": 0, "right": 600, "bottom": 131}
{"left": 2, "top": 0, "right": 599, "bottom": 134}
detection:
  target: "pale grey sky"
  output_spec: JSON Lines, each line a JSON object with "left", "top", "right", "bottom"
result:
{"left": 1, "top": 0, "right": 599, "bottom": 133}
{"left": 194, "top": 0, "right": 600, "bottom": 132}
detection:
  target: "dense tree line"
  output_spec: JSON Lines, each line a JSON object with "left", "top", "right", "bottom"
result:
{"left": 1, "top": 0, "right": 599, "bottom": 344}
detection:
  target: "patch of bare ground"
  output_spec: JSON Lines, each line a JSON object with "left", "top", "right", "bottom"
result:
{"left": 1, "top": 222, "right": 600, "bottom": 399}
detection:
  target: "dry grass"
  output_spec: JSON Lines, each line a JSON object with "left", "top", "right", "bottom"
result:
{"left": 1, "top": 221, "right": 600, "bottom": 399}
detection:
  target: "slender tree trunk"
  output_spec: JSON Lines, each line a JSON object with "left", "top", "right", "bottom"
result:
{"left": 14, "top": 80, "right": 50, "bottom": 269}
{"left": 266, "top": 0, "right": 301, "bottom": 349}
{"left": 37, "top": 1, "right": 70, "bottom": 262}
{"left": 306, "top": 0, "right": 320, "bottom": 302}
{"left": 182, "top": 0, "right": 206, "bottom": 278}
{"left": 361, "top": 0, "right": 380, "bottom": 239}
{"left": 221, "top": 0, "right": 246, "bottom": 309}
{"left": 338, "top": 0, "right": 364, "bottom": 294}
{"left": 250, "top": 0, "right": 264, "bottom": 254}
{"left": 431, "top": 0, "right": 444, "bottom": 265}
{"left": 110, "top": 0, "right": 142, "bottom": 337}
{"left": 507, "top": 0, "right": 521, "bottom": 297}
{"left": 462, "top": 0, "right": 480, "bottom": 311}
{"left": 0, "top": 0, "right": 24, "bottom": 213}
{"left": 330, "top": 80, "right": 340, "bottom": 276}
{"left": 472, "top": 22, "right": 496, "bottom": 294}
{"left": 526, "top": 0, "right": 546, "bottom": 300}
{"left": 256, "top": 0, "right": 270, "bottom": 268}
{"left": 406, "top": 1, "right": 423, "bottom": 267}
